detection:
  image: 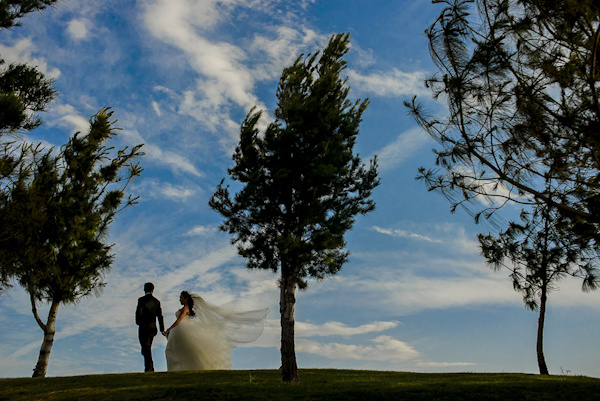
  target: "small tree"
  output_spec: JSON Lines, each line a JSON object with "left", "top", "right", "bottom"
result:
{"left": 479, "top": 201, "right": 599, "bottom": 374}
{"left": 0, "top": 108, "right": 143, "bottom": 377}
{"left": 209, "top": 33, "right": 379, "bottom": 382}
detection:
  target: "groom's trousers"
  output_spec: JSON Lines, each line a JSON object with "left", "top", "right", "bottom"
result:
{"left": 139, "top": 327, "right": 157, "bottom": 372}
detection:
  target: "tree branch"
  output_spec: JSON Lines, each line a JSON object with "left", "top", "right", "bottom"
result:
{"left": 30, "top": 292, "right": 46, "bottom": 332}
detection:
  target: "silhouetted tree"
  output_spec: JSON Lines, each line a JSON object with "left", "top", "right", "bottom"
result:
{"left": 406, "top": 0, "right": 600, "bottom": 244}
{"left": 479, "top": 198, "right": 599, "bottom": 374}
{"left": 0, "top": 108, "right": 143, "bottom": 377}
{"left": 210, "top": 33, "right": 379, "bottom": 382}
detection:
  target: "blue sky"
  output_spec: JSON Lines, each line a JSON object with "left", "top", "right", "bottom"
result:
{"left": 1, "top": 0, "right": 599, "bottom": 378}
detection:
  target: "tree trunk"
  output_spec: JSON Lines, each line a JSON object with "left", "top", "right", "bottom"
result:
{"left": 536, "top": 286, "right": 549, "bottom": 375}
{"left": 32, "top": 300, "right": 60, "bottom": 378}
{"left": 280, "top": 273, "right": 300, "bottom": 383}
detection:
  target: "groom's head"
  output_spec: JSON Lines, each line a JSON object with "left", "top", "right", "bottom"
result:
{"left": 144, "top": 282, "right": 154, "bottom": 294}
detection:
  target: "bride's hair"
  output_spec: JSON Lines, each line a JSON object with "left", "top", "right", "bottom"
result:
{"left": 181, "top": 291, "right": 196, "bottom": 317}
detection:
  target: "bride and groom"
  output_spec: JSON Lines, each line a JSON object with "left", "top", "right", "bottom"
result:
{"left": 135, "top": 282, "right": 269, "bottom": 372}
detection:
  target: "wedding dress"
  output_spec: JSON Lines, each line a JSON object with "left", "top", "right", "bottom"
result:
{"left": 165, "top": 295, "right": 269, "bottom": 371}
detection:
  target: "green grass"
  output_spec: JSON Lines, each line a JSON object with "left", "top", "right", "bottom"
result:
{"left": 1, "top": 369, "right": 599, "bottom": 401}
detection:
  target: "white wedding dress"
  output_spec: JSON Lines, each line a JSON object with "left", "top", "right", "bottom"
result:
{"left": 165, "top": 295, "right": 269, "bottom": 371}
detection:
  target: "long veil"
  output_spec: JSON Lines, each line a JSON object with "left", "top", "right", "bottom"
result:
{"left": 190, "top": 294, "right": 269, "bottom": 347}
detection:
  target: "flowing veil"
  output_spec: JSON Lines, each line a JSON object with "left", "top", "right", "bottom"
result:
{"left": 166, "top": 294, "right": 270, "bottom": 371}
{"left": 190, "top": 294, "right": 270, "bottom": 347}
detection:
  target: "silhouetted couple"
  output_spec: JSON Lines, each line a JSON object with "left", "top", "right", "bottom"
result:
{"left": 136, "top": 283, "right": 269, "bottom": 372}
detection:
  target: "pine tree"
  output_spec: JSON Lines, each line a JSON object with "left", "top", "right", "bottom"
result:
{"left": 479, "top": 201, "right": 599, "bottom": 374}
{"left": 406, "top": 0, "right": 600, "bottom": 243}
{"left": 0, "top": 108, "right": 143, "bottom": 377}
{"left": 209, "top": 33, "right": 379, "bottom": 382}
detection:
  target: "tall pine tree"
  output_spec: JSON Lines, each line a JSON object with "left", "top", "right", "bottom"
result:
{"left": 210, "top": 33, "right": 379, "bottom": 382}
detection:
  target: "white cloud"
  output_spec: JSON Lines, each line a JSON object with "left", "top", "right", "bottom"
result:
{"left": 152, "top": 101, "right": 162, "bottom": 117}
{"left": 324, "top": 259, "right": 600, "bottom": 316}
{"left": 451, "top": 165, "right": 532, "bottom": 206}
{"left": 371, "top": 226, "right": 441, "bottom": 243}
{"left": 371, "top": 127, "right": 432, "bottom": 172}
{"left": 143, "top": 0, "right": 261, "bottom": 118}
{"left": 347, "top": 68, "right": 428, "bottom": 97}
{"left": 45, "top": 104, "right": 202, "bottom": 177}
{"left": 297, "top": 335, "right": 420, "bottom": 362}
{"left": 296, "top": 321, "right": 399, "bottom": 337}
{"left": 298, "top": 0, "right": 316, "bottom": 9}
{"left": 50, "top": 103, "right": 91, "bottom": 134}
{"left": 434, "top": 222, "right": 481, "bottom": 255}
{"left": 185, "top": 225, "right": 218, "bottom": 236}
{"left": 369, "top": 222, "right": 482, "bottom": 256}
{"left": 67, "top": 19, "right": 90, "bottom": 40}
{"left": 0, "top": 38, "right": 61, "bottom": 79}
{"left": 349, "top": 43, "right": 376, "bottom": 68}
{"left": 244, "top": 316, "right": 471, "bottom": 368}
{"left": 121, "top": 129, "right": 202, "bottom": 177}
{"left": 250, "top": 25, "right": 326, "bottom": 81}
{"left": 416, "top": 361, "right": 478, "bottom": 368}
{"left": 136, "top": 180, "right": 197, "bottom": 201}
{"left": 142, "top": 0, "right": 325, "bottom": 152}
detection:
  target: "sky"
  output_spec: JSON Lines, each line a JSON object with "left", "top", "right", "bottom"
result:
{"left": 1, "top": 0, "right": 599, "bottom": 378}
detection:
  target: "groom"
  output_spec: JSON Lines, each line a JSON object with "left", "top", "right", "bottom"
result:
{"left": 135, "top": 282, "right": 165, "bottom": 372}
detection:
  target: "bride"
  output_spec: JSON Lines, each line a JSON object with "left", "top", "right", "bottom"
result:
{"left": 163, "top": 291, "right": 269, "bottom": 371}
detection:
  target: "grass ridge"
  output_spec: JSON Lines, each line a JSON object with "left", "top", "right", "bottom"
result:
{"left": 1, "top": 369, "right": 599, "bottom": 400}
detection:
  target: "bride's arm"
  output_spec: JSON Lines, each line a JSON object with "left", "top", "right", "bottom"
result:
{"left": 164, "top": 306, "right": 190, "bottom": 335}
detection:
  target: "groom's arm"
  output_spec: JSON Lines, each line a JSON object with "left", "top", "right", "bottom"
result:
{"left": 135, "top": 298, "right": 142, "bottom": 326}
{"left": 157, "top": 301, "right": 165, "bottom": 332}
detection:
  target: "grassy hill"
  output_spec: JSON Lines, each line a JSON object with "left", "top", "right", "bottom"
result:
{"left": 1, "top": 369, "right": 599, "bottom": 401}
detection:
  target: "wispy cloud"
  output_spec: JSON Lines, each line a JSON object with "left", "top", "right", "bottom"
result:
{"left": 49, "top": 102, "right": 90, "bottom": 134}
{"left": 44, "top": 104, "right": 203, "bottom": 177}
{"left": 296, "top": 321, "right": 400, "bottom": 337}
{"left": 416, "top": 361, "right": 478, "bottom": 368}
{"left": 185, "top": 225, "right": 218, "bottom": 236}
{"left": 248, "top": 318, "right": 419, "bottom": 365}
{"left": 451, "top": 165, "right": 533, "bottom": 206}
{"left": 249, "top": 25, "right": 326, "bottom": 81}
{"left": 142, "top": 0, "right": 326, "bottom": 151}
{"left": 151, "top": 101, "right": 161, "bottom": 117}
{"left": 0, "top": 38, "right": 61, "bottom": 79}
{"left": 121, "top": 129, "right": 202, "bottom": 177}
{"left": 347, "top": 68, "right": 428, "bottom": 98}
{"left": 349, "top": 43, "right": 376, "bottom": 68}
{"left": 143, "top": 0, "right": 263, "bottom": 144}
{"left": 371, "top": 226, "right": 441, "bottom": 243}
{"left": 297, "top": 335, "right": 420, "bottom": 362}
{"left": 135, "top": 179, "right": 198, "bottom": 201}
{"left": 370, "top": 127, "right": 433, "bottom": 172}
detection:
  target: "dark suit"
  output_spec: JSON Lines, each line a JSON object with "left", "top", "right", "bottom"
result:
{"left": 136, "top": 293, "right": 165, "bottom": 372}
